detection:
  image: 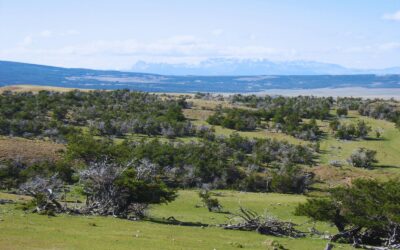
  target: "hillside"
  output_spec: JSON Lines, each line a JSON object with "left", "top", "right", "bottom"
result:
{"left": 1, "top": 61, "right": 400, "bottom": 93}
{"left": 1, "top": 87, "right": 400, "bottom": 249}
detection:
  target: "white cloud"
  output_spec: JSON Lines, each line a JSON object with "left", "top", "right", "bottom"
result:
{"left": 20, "top": 36, "right": 33, "bottom": 46}
{"left": 9, "top": 35, "right": 398, "bottom": 70}
{"left": 61, "top": 29, "right": 80, "bottom": 36}
{"left": 0, "top": 35, "right": 285, "bottom": 68}
{"left": 46, "top": 36, "right": 216, "bottom": 57}
{"left": 379, "top": 42, "right": 400, "bottom": 51}
{"left": 212, "top": 29, "right": 223, "bottom": 36}
{"left": 40, "top": 30, "right": 52, "bottom": 38}
{"left": 383, "top": 10, "right": 400, "bottom": 21}
{"left": 341, "top": 42, "right": 400, "bottom": 53}
{"left": 54, "top": 36, "right": 283, "bottom": 61}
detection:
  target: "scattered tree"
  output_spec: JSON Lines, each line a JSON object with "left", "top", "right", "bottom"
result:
{"left": 198, "top": 189, "right": 222, "bottom": 212}
{"left": 79, "top": 159, "right": 176, "bottom": 219}
{"left": 296, "top": 179, "right": 400, "bottom": 248}
{"left": 336, "top": 107, "right": 348, "bottom": 117}
{"left": 347, "top": 148, "right": 378, "bottom": 169}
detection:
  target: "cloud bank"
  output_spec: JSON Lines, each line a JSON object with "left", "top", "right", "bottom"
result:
{"left": 383, "top": 10, "right": 400, "bottom": 21}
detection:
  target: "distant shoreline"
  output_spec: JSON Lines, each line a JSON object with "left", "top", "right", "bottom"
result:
{"left": 249, "top": 87, "right": 400, "bottom": 99}
{"left": 1, "top": 84, "right": 400, "bottom": 100}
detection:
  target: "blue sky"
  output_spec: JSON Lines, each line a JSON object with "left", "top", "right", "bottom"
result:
{"left": 0, "top": 0, "right": 399, "bottom": 70}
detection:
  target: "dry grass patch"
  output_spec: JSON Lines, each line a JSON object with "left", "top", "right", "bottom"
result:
{"left": 0, "top": 137, "right": 64, "bottom": 163}
{"left": 0, "top": 85, "right": 92, "bottom": 93}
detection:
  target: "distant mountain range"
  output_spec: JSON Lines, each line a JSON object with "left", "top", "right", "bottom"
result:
{"left": 131, "top": 58, "right": 400, "bottom": 76}
{"left": 1, "top": 60, "right": 400, "bottom": 93}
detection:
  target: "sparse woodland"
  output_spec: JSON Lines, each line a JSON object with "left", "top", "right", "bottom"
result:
{"left": 1, "top": 90, "right": 400, "bottom": 249}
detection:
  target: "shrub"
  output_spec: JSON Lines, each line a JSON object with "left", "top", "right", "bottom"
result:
{"left": 207, "top": 108, "right": 260, "bottom": 131}
{"left": 270, "top": 165, "right": 314, "bottom": 194}
{"left": 347, "top": 148, "right": 377, "bottom": 169}
{"left": 329, "top": 160, "right": 343, "bottom": 168}
{"left": 198, "top": 189, "right": 222, "bottom": 212}
{"left": 334, "top": 120, "right": 370, "bottom": 140}
{"left": 336, "top": 107, "right": 348, "bottom": 117}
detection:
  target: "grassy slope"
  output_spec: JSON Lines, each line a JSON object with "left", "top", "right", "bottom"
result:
{"left": 186, "top": 102, "right": 400, "bottom": 186}
{"left": 0, "top": 191, "right": 351, "bottom": 250}
{"left": 319, "top": 111, "right": 400, "bottom": 169}
{"left": 184, "top": 100, "right": 303, "bottom": 144}
{"left": 315, "top": 111, "right": 400, "bottom": 186}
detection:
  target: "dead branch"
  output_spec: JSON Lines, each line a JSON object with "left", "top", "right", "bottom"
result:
{"left": 221, "top": 207, "right": 305, "bottom": 238}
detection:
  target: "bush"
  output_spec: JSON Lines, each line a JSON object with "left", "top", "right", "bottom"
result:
{"left": 336, "top": 107, "right": 348, "bottom": 117}
{"left": 270, "top": 165, "right": 314, "bottom": 194}
{"left": 207, "top": 108, "right": 259, "bottom": 131}
{"left": 329, "top": 118, "right": 340, "bottom": 131}
{"left": 334, "top": 120, "right": 370, "bottom": 140}
{"left": 0, "top": 161, "right": 26, "bottom": 189}
{"left": 198, "top": 189, "right": 222, "bottom": 212}
{"left": 329, "top": 160, "right": 343, "bottom": 168}
{"left": 354, "top": 120, "right": 370, "bottom": 138}
{"left": 347, "top": 148, "right": 377, "bottom": 169}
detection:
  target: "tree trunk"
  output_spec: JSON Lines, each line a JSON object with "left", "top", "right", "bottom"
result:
{"left": 324, "top": 243, "right": 334, "bottom": 250}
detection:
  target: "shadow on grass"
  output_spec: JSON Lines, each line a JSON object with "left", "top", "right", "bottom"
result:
{"left": 373, "top": 164, "right": 399, "bottom": 169}
{"left": 307, "top": 186, "right": 326, "bottom": 193}
{"left": 215, "top": 210, "right": 231, "bottom": 215}
{"left": 145, "top": 217, "right": 209, "bottom": 227}
{"left": 363, "top": 137, "right": 387, "bottom": 141}
{"left": 317, "top": 149, "right": 329, "bottom": 154}
{"left": 318, "top": 131, "right": 329, "bottom": 141}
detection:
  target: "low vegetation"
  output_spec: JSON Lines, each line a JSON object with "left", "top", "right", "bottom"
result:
{"left": 1, "top": 88, "right": 400, "bottom": 249}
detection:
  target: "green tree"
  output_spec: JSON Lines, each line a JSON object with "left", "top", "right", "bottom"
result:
{"left": 336, "top": 107, "right": 348, "bottom": 117}
{"left": 296, "top": 179, "right": 400, "bottom": 246}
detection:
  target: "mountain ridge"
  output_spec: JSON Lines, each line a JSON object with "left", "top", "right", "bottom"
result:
{"left": 131, "top": 58, "right": 400, "bottom": 76}
{"left": 1, "top": 60, "right": 400, "bottom": 93}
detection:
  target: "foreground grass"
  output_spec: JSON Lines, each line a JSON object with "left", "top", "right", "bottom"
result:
{"left": 0, "top": 191, "right": 352, "bottom": 250}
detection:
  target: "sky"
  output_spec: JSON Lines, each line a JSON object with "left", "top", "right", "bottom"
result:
{"left": 0, "top": 0, "right": 400, "bottom": 70}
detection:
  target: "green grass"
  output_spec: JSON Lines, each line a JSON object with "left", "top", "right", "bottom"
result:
{"left": 0, "top": 190, "right": 352, "bottom": 250}
{"left": 319, "top": 112, "right": 400, "bottom": 173}
{"left": 192, "top": 120, "right": 303, "bottom": 144}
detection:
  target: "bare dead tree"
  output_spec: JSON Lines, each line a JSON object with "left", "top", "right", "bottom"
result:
{"left": 19, "top": 175, "right": 65, "bottom": 214}
{"left": 79, "top": 160, "right": 128, "bottom": 217}
{"left": 78, "top": 159, "right": 172, "bottom": 219}
{"left": 222, "top": 207, "right": 305, "bottom": 238}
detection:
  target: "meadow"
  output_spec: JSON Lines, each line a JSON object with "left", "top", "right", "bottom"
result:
{"left": 0, "top": 190, "right": 353, "bottom": 250}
